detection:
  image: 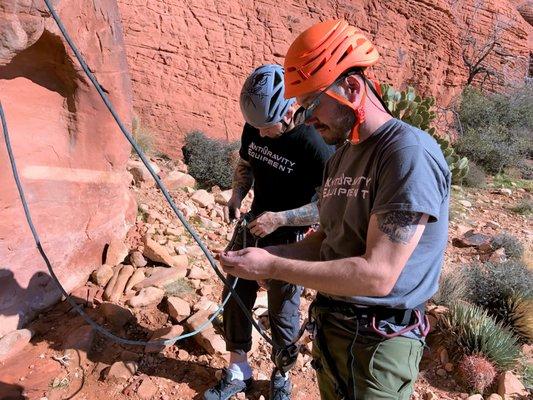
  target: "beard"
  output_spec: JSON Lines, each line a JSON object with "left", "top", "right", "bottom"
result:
{"left": 316, "top": 102, "right": 355, "bottom": 145}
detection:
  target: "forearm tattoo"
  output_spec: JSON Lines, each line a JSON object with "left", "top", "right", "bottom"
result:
{"left": 376, "top": 211, "right": 422, "bottom": 245}
{"left": 279, "top": 202, "right": 319, "bottom": 227}
{"left": 232, "top": 159, "right": 254, "bottom": 199}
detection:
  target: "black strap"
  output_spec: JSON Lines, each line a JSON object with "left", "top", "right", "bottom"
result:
{"left": 315, "top": 295, "right": 424, "bottom": 326}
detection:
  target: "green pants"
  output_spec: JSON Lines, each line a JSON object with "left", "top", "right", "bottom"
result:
{"left": 311, "top": 308, "right": 424, "bottom": 400}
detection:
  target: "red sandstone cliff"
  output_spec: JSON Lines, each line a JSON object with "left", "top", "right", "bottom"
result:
{"left": 0, "top": 0, "right": 134, "bottom": 336}
{"left": 117, "top": 0, "right": 531, "bottom": 157}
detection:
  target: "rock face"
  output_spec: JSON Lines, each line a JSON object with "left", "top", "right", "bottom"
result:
{"left": 0, "top": 1, "right": 134, "bottom": 336}
{"left": 117, "top": 0, "right": 531, "bottom": 157}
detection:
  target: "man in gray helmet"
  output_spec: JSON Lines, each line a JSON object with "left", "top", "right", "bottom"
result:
{"left": 204, "top": 64, "right": 334, "bottom": 400}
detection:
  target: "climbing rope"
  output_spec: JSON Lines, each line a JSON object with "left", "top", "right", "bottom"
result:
{"left": 0, "top": 0, "right": 276, "bottom": 349}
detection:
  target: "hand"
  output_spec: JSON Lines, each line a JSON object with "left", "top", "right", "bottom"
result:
{"left": 218, "top": 247, "right": 277, "bottom": 280}
{"left": 248, "top": 212, "right": 283, "bottom": 237}
{"left": 224, "top": 196, "right": 242, "bottom": 223}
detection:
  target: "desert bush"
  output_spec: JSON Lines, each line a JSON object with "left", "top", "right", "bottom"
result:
{"left": 439, "top": 302, "right": 521, "bottom": 371}
{"left": 182, "top": 131, "right": 239, "bottom": 189}
{"left": 131, "top": 115, "right": 154, "bottom": 155}
{"left": 456, "top": 86, "right": 532, "bottom": 174}
{"left": 431, "top": 270, "right": 468, "bottom": 307}
{"left": 490, "top": 233, "right": 524, "bottom": 260}
{"left": 462, "top": 161, "right": 487, "bottom": 188}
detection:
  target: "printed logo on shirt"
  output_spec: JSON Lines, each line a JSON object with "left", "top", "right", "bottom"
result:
{"left": 322, "top": 174, "right": 371, "bottom": 199}
{"left": 248, "top": 142, "right": 296, "bottom": 174}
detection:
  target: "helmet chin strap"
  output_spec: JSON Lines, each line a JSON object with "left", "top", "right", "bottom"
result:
{"left": 325, "top": 88, "right": 367, "bottom": 144}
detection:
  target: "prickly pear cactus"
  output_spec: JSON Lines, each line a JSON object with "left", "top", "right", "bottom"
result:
{"left": 381, "top": 84, "right": 469, "bottom": 184}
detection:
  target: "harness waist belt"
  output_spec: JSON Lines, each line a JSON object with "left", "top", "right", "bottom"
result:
{"left": 314, "top": 294, "right": 425, "bottom": 326}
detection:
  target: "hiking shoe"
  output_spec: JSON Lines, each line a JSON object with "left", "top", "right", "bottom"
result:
{"left": 203, "top": 369, "right": 253, "bottom": 400}
{"left": 270, "top": 373, "right": 292, "bottom": 400}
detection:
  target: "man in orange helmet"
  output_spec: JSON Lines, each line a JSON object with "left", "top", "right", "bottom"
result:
{"left": 219, "top": 20, "right": 451, "bottom": 399}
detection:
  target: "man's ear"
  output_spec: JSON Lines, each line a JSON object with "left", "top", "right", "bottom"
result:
{"left": 344, "top": 74, "right": 362, "bottom": 103}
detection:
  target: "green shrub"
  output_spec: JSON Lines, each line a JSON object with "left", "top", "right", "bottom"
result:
{"left": 509, "top": 198, "right": 533, "bottom": 216}
{"left": 493, "top": 173, "right": 533, "bottom": 191}
{"left": 456, "top": 86, "right": 532, "bottom": 174}
{"left": 431, "top": 270, "right": 468, "bottom": 307}
{"left": 439, "top": 302, "right": 522, "bottom": 371}
{"left": 461, "top": 261, "right": 533, "bottom": 332}
{"left": 182, "top": 131, "right": 239, "bottom": 189}
{"left": 463, "top": 161, "right": 487, "bottom": 188}
{"left": 131, "top": 115, "right": 154, "bottom": 155}
{"left": 490, "top": 233, "right": 524, "bottom": 260}
{"left": 505, "top": 293, "right": 533, "bottom": 344}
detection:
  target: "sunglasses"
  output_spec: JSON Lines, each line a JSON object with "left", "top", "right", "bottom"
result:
{"left": 290, "top": 74, "right": 348, "bottom": 127}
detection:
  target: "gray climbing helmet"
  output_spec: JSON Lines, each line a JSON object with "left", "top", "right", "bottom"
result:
{"left": 239, "top": 64, "right": 296, "bottom": 127}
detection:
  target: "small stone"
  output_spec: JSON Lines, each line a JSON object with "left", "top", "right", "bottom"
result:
{"left": 130, "top": 251, "right": 147, "bottom": 268}
{"left": 103, "top": 265, "right": 123, "bottom": 300}
{"left": 193, "top": 298, "right": 219, "bottom": 313}
{"left": 167, "top": 296, "right": 191, "bottom": 321}
{"left": 458, "top": 199, "right": 472, "bottom": 208}
{"left": 486, "top": 394, "right": 502, "bottom": 400}
{"left": 127, "top": 159, "right": 160, "bottom": 186}
{"left": 497, "top": 371, "right": 527, "bottom": 398}
{"left": 127, "top": 287, "right": 165, "bottom": 308}
{"left": 100, "top": 302, "right": 134, "bottom": 329}
{"left": 424, "top": 392, "right": 437, "bottom": 400}
{"left": 145, "top": 325, "right": 184, "bottom": 353}
{"left": 108, "top": 265, "right": 135, "bottom": 302}
{"left": 105, "top": 239, "right": 129, "bottom": 266}
{"left": 125, "top": 269, "right": 146, "bottom": 292}
{"left": 177, "top": 349, "right": 190, "bottom": 361}
{"left": 214, "top": 190, "right": 232, "bottom": 205}
{"left": 200, "top": 285, "right": 212, "bottom": 296}
{"left": 165, "top": 226, "right": 184, "bottom": 237}
{"left": 444, "top": 362, "right": 453, "bottom": 372}
{"left": 466, "top": 395, "right": 483, "bottom": 400}
{"left": 163, "top": 170, "right": 196, "bottom": 190}
{"left": 485, "top": 221, "right": 501, "bottom": 229}
{"left": 0, "top": 329, "right": 33, "bottom": 362}
{"left": 185, "top": 310, "right": 227, "bottom": 355}
{"left": 106, "top": 361, "right": 138, "bottom": 381}
{"left": 190, "top": 189, "right": 215, "bottom": 208}
{"left": 452, "top": 232, "right": 492, "bottom": 248}
{"left": 188, "top": 265, "right": 210, "bottom": 280}
{"left": 92, "top": 264, "right": 114, "bottom": 287}
{"left": 137, "top": 376, "right": 158, "bottom": 399}
{"left": 134, "top": 266, "right": 187, "bottom": 290}
{"left": 498, "top": 188, "right": 512, "bottom": 196}
{"left": 436, "top": 368, "right": 447, "bottom": 377}
{"left": 143, "top": 235, "right": 188, "bottom": 268}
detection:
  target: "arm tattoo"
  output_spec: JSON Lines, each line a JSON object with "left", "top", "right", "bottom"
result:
{"left": 376, "top": 211, "right": 423, "bottom": 245}
{"left": 232, "top": 159, "right": 254, "bottom": 200}
{"left": 279, "top": 202, "right": 319, "bottom": 227}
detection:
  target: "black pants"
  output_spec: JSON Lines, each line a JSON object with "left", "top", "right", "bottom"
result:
{"left": 222, "top": 226, "right": 305, "bottom": 363}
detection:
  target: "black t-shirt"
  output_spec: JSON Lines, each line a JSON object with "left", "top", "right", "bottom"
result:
{"left": 239, "top": 123, "right": 335, "bottom": 219}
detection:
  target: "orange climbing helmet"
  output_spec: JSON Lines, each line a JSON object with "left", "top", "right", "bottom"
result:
{"left": 284, "top": 19, "right": 380, "bottom": 98}
{"left": 284, "top": 20, "right": 382, "bottom": 144}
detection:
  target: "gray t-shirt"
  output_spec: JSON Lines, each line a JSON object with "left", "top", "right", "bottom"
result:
{"left": 319, "top": 118, "right": 451, "bottom": 309}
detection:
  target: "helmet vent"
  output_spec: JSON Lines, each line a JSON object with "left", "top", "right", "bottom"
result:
{"left": 273, "top": 72, "right": 282, "bottom": 87}
{"left": 338, "top": 45, "right": 353, "bottom": 64}
{"left": 309, "top": 59, "right": 326, "bottom": 76}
